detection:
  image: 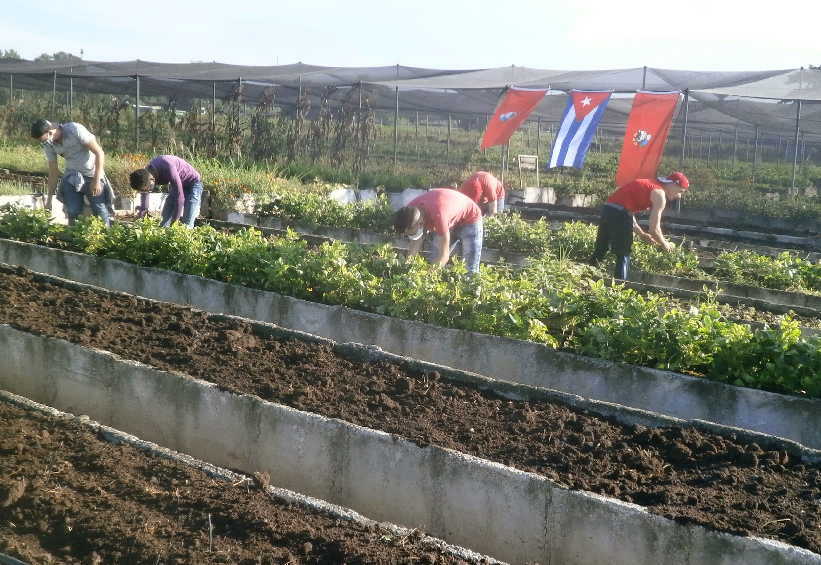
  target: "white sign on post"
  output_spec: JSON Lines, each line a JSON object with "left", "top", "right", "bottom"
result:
{"left": 517, "top": 154, "right": 539, "bottom": 188}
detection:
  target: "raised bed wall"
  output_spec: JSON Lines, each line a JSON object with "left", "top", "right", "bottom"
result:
{"left": 1, "top": 324, "right": 819, "bottom": 565}
{"left": 511, "top": 201, "right": 821, "bottom": 237}
{"left": 0, "top": 238, "right": 819, "bottom": 450}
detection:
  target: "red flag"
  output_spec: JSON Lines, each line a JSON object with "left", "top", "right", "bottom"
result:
{"left": 615, "top": 92, "right": 680, "bottom": 187}
{"left": 480, "top": 87, "right": 548, "bottom": 149}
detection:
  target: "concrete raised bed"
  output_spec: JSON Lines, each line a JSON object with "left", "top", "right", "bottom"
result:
{"left": 0, "top": 389, "right": 500, "bottom": 565}
{"left": 0, "top": 240, "right": 818, "bottom": 450}
{"left": 507, "top": 187, "right": 557, "bottom": 204}
{"left": 388, "top": 188, "right": 428, "bottom": 211}
{"left": 0, "top": 194, "right": 69, "bottom": 225}
{"left": 516, "top": 202, "right": 821, "bottom": 237}
{"left": 1, "top": 321, "right": 818, "bottom": 565}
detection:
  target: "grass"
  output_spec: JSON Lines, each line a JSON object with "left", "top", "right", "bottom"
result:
{"left": 0, "top": 180, "right": 40, "bottom": 196}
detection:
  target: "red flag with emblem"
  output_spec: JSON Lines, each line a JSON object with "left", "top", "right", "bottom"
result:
{"left": 480, "top": 86, "right": 548, "bottom": 149}
{"left": 615, "top": 92, "right": 680, "bottom": 186}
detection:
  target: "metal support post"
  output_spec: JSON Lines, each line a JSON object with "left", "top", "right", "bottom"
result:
{"left": 135, "top": 75, "right": 140, "bottom": 148}
{"left": 446, "top": 113, "right": 451, "bottom": 163}
{"left": 706, "top": 134, "right": 712, "bottom": 165}
{"left": 500, "top": 144, "right": 505, "bottom": 185}
{"left": 536, "top": 116, "right": 541, "bottom": 157}
{"left": 51, "top": 70, "right": 57, "bottom": 116}
{"left": 732, "top": 124, "right": 738, "bottom": 168}
{"left": 393, "top": 86, "right": 399, "bottom": 170}
{"left": 415, "top": 111, "right": 419, "bottom": 160}
{"left": 791, "top": 100, "right": 802, "bottom": 192}
{"left": 752, "top": 126, "right": 760, "bottom": 180}
{"left": 295, "top": 75, "right": 300, "bottom": 148}
{"left": 641, "top": 66, "right": 647, "bottom": 90}
{"left": 212, "top": 81, "right": 217, "bottom": 151}
{"left": 239, "top": 76, "right": 245, "bottom": 120}
{"left": 68, "top": 70, "right": 74, "bottom": 119}
{"left": 505, "top": 142, "right": 510, "bottom": 180}
{"left": 679, "top": 90, "right": 689, "bottom": 168}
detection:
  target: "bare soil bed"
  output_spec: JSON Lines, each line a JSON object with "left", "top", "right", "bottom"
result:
{"left": 0, "top": 265, "right": 818, "bottom": 555}
{"left": 0, "top": 400, "right": 490, "bottom": 565}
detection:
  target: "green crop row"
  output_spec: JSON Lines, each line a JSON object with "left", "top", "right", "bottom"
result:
{"left": 0, "top": 204, "right": 818, "bottom": 398}
{"left": 251, "top": 193, "right": 821, "bottom": 294}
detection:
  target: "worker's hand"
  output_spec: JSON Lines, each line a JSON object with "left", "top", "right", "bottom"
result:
{"left": 639, "top": 232, "right": 654, "bottom": 244}
{"left": 90, "top": 179, "right": 102, "bottom": 197}
{"left": 662, "top": 241, "right": 675, "bottom": 252}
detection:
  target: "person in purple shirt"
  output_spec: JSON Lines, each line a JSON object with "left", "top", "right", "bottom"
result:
{"left": 129, "top": 155, "right": 203, "bottom": 228}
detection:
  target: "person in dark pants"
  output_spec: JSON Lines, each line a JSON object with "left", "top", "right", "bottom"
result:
{"left": 590, "top": 172, "right": 690, "bottom": 279}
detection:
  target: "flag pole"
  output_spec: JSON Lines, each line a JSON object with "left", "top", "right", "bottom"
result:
{"left": 677, "top": 89, "right": 689, "bottom": 213}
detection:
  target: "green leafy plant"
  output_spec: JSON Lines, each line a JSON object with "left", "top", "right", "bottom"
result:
{"left": 1, "top": 205, "right": 817, "bottom": 398}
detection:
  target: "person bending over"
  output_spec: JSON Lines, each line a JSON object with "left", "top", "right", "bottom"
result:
{"left": 30, "top": 119, "right": 114, "bottom": 226}
{"left": 394, "top": 188, "right": 483, "bottom": 273}
{"left": 129, "top": 155, "right": 203, "bottom": 228}
{"left": 458, "top": 170, "right": 505, "bottom": 216}
{"left": 590, "top": 172, "right": 690, "bottom": 279}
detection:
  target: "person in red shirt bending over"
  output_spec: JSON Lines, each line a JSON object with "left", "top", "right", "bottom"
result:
{"left": 590, "top": 171, "right": 690, "bottom": 279}
{"left": 393, "top": 188, "right": 484, "bottom": 273}
{"left": 458, "top": 171, "right": 505, "bottom": 216}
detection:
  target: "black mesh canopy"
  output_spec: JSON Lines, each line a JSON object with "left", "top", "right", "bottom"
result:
{"left": 1, "top": 59, "right": 819, "bottom": 138}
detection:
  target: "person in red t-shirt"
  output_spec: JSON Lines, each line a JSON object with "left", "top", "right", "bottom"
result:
{"left": 393, "top": 188, "right": 484, "bottom": 273}
{"left": 458, "top": 171, "right": 506, "bottom": 215}
{"left": 590, "top": 171, "right": 690, "bottom": 279}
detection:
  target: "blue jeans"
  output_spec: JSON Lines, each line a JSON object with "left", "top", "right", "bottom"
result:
{"left": 431, "top": 219, "right": 484, "bottom": 273}
{"left": 160, "top": 181, "right": 203, "bottom": 228}
{"left": 58, "top": 175, "right": 112, "bottom": 226}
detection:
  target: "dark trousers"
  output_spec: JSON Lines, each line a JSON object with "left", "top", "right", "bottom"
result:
{"left": 590, "top": 204, "right": 633, "bottom": 279}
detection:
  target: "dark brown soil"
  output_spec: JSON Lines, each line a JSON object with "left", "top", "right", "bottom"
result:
{"left": 0, "top": 400, "right": 490, "bottom": 565}
{"left": 0, "top": 265, "right": 818, "bottom": 555}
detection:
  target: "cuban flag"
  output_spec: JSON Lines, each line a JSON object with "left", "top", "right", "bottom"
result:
{"left": 548, "top": 90, "right": 612, "bottom": 169}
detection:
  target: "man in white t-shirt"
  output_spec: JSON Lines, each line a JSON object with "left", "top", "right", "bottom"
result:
{"left": 30, "top": 119, "right": 114, "bottom": 226}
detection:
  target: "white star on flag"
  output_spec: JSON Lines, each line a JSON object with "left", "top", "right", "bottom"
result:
{"left": 581, "top": 96, "right": 592, "bottom": 107}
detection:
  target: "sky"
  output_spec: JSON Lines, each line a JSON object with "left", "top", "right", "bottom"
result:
{"left": 2, "top": 0, "right": 820, "bottom": 72}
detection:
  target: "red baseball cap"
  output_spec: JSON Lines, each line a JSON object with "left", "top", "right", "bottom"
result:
{"left": 657, "top": 171, "right": 689, "bottom": 189}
